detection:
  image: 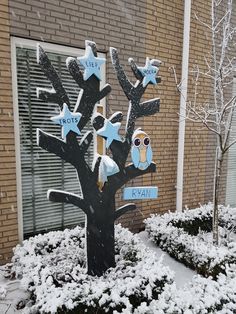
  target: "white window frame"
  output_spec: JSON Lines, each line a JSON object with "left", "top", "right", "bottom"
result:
{"left": 226, "top": 76, "right": 236, "bottom": 206}
{"left": 11, "top": 37, "right": 106, "bottom": 242}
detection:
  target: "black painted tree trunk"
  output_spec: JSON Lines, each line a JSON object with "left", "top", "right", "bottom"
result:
{"left": 36, "top": 41, "right": 160, "bottom": 276}
{"left": 86, "top": 198, "right": 116, "bottom": 275}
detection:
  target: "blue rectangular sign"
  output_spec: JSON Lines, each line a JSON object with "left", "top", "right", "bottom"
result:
{"left": 123, "top": 186, "right": 158, "bottom": 200}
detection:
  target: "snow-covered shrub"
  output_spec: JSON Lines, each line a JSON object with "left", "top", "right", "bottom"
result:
{"left": 145, "top": 204, "right": 236, "bottom": 278}
{"left": 11, "top": 225, "right": 174, "bottom": 314}
{"left": 133, "top": 264, "right": 236, "bottom": 314}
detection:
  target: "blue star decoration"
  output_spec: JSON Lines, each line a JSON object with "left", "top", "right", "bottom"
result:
{"left": 97, "top": 118, "right": 122, "bottom": 148}
{"left": 138, "top": 57, "right": 158, "bottom": 87}
{"left": 51, "top": 103, "right": 82, "bottom": 140}
{"left": 77, "top": 46, "right": 106, "bottom": 81}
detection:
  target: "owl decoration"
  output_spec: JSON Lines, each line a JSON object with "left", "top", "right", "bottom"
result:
{"left": 131, "top": 128, "right": 153, "bottom": 170}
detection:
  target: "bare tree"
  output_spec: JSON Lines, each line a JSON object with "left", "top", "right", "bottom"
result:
{"left": 172, "top": 0, "right": 236, "bottom": 245}
{"left": 36, "top": 40, "right": 161, "bottom": 276}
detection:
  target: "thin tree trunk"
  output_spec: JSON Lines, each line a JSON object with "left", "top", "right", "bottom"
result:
{"left": 212, "top": 147, "right": 223, "bottom": 245}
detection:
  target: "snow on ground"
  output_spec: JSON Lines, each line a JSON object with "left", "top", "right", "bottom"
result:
{"left": 0, "top": 267, "right": 29, "bottom": 314}
{"left": 138, "top": 230, "right": 196, "bottom": 287}
{"left": 0, "top": 232, "right": 196, "bottom": 314}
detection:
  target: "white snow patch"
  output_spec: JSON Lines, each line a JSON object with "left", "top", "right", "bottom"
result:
{"left": 138, "top": 231, "right": 196, "bottom": 287}
{"left": 0, "top": 266, "right": 29, "bottom": 314}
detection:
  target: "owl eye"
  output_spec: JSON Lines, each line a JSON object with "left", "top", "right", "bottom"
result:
{"left": 143, "top": 137, "right": 150, "bottom": 146}
{"left": 133, "top": 138, "right": 141, "bottom": 147}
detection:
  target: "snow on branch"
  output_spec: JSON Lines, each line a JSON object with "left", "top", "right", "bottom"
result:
{"left": 37, "top": 45, "right": 70, "bottom": 109}
{"left": 48, "top": 189, "right": 89, "bottom": 214}
{"left": 110, "top": 47, "right": 134, "bottom": 99}
{"left": 36, "top": 87, "right": 63, "bottom": 107}
{"left": 138, "top": 99, "right": 160, "bottom": 118}
{"left": 171, "top": 59, "right": 236, "bottom": 154}
{"left": 114, "top": 203, "right": 136, "bottom": 220}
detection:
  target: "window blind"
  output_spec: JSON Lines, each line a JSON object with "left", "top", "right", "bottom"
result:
{"left": 226, "top": 77, "right": 236, "bottom": 206}
{"left": 16, "top": 47, "right": 93, "bottom": 238}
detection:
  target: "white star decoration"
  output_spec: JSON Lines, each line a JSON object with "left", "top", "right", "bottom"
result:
{"left": 97, "top": 119, "right": 122, "bottom": 148}
{"left": 51, "top": 103, "right": 82, "bottom": 140}
{"left": 77, "top": 46, "right": 106, "bottom": 81}
{"left": 138, "top": 57, "right": 158, "bottom": 87}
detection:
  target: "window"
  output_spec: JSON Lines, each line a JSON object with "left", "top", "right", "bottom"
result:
{"left": 226, "top": 76, "right": 236, "bottom": 206}
{"left": 12, "top": 38, "right": 105, "bottom": 239}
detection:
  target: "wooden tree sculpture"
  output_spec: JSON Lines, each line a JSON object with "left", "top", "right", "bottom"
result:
{"left": 36, "top": 40, "right": 161, "bottom": 276}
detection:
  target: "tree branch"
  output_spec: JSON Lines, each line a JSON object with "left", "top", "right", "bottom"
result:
{"left": 128, "top": 58, "right": 143, "bottom": 80}
{"left": 97, "top": 84, "right": 112, "bottom": 102}
{"left": 110, "top": 111, "right": 123, "bottom": 123}
{"left": 36, "top": 88, "right": 63, "bottom": 106}
{"left": 66, "top": 56, "right": 111, "bottom": 131}
{"left": 66, "top": 57, "right": 84, "bottom": 87}
{"left": 186, "top": 103, "right": 221, "bottom": 137}
{"left": 110, "top": 47, "right": 133, "bottom": 99}
{"left": 66, "top": 56, "right": 112, "bottom": 102}
{"left": 37, "top": 45, "right": 70, "bottom": 109}
{"left": 80, "top": 131, "right": 93, "bottom": 154}
{"left": 114, "top": 203, "right": 136, "bottom": 220}
{"left": 36, "top": 128, "right": 78, "bottom": 165}
{"left": 224, "top": 138, "right": 236, "bottom": 153}
{"left": 222, "top": 103, "right": 236, "bottom": 150}
{"left": 106, "top": 162, "right": 156, "bottom": 193}
{"left": 36, "top": 42, "right": 105, "bottom": 217}
{"left": 138, "top": 98, "right": 160, "bottom": 118}
{"left": 92, "top": 113, "right": 128, "bottom": 168}
{"left": 86, "top": 40, "right": 97, "bottom": 56}
{"left": 37, "top": 129, "right": 93, "bottom": 177}
{"left": 92, "top": 155, "right": 102, "bottom": 179}
{"left": 194, "top": 12, "right": 212, "bottom": 30}
{"left": 48, "top": 189, "right": 89, "bottom": 214}
{"left": 110, "top": 48, "right": 161, "bottom": 164}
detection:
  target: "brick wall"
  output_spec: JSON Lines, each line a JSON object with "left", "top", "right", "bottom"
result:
{"left": 183, "top": 0, "right": 234, "bottom": 209}
{"left": 8, "top": 0, "right": 153, "bottom": 235}
{"left": 0, "top": 0, "right": 223, "bottom": 264}
{"left": 140, "top": 0, "right": 184, "bottom": 224}
{"left": 142, "top": 0, "right": 229, "bottom": 224}
{"left": 142, "top": 0, "right": 219, "bottom": 225}
{"left": 183, "top": 0, "right": 213, "bottom": 208}
{"left": 0, "top": 0, "right": 19, "bottom": 265}
{"left": 8, "top": 0, "right": 186, "bottom": 235}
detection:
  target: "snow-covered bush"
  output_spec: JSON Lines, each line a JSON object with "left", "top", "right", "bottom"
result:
{"left": 94, "top": 264, "right": 236, "bottom": 314}
{"left": 11, "top": 225, "right": 174, "bottom": 314}
{"left": 145, "top": 204, "right": 236, "bottom": 278}
{"left": 133, "top": 264, "right": 236, "bottom": 314}
{"left": 9, "top": 213, "right": 236, "bottom": 314}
